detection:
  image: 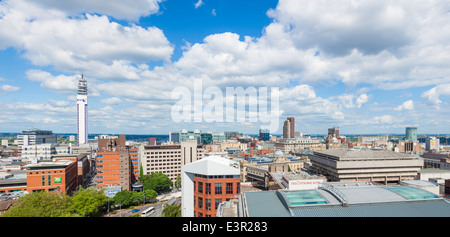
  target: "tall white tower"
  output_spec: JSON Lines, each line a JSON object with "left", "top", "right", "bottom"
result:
{"left": 77, "top": 74, "right": 88, "bottom": 145}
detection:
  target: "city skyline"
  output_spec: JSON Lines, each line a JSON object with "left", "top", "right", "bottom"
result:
{"left": 1, "top": 0, "right": 450, "bottom": 135}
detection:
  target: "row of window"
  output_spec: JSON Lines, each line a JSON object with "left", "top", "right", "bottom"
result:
{"left": 146, "top": 159, "right": 180, "bottom": 163}
{"left": 194, "top": 182, "right": 240, "bottom": 195}
{"left": 29, "top": 171, "right": 63, "bottom": 175}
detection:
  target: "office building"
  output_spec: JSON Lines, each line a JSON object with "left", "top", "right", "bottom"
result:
{"left": 395, "top": 140, "right": 422, "bottom": 153}
{"left": 201, "top": 133, "right": 213, "bottom": 145}
{"left": 21, "top": 143, "right": 56, "bottom": 160}
{"left": 225, "top": 132, "right": 242, "bottom": 140}
{"left": 212, "top": 132, "right": 226, "bottom": 142}
{"left": 139, "top": 140, "right": 205, "bottom": 184}
{"left": 181, "top": 156, "right": 241, "bottom": 217}
{"left": 77, "top": 74, "right": 88, "bottom": 145}
{"left": 309, "top": 149, "right": 423, "bottom": 184}
{"left": 259, "top": 129, "right": 270, "bottom": 141}
{"left": 426, "top": 137, "right": 440, "bottom": 151}
{"left": 328, "top": 127, "right": 339, "bottom": 138}
{"left": 283, "top": 119, "right": 291, "bottom": 139}
{"left": 180, "top": 130, "right": 201, "bottom": 143}
{"left": 96, "top": 135, "right": 134, "bottom": 191}
{"left": 405, "top": 127, "right": 418, "bottom": 141}
{"left": 24, "top": 159, "right": 78, "bottom": 194}
{"left": 274, "top": 138, "right": 323, "bottom": 154}
{"left": 17, "top": 129, "right": 57, "bottom": 146}
{"left": 421, "top": 151, "right": 450, "bottom": 170}
{"left": 52, "top": 153, "right": 92, "bottom": 188}
{"left": 170, "top": 131, "right": 180, "bottom": 144}
{"left": 287, "top": 117, "right": 295, "bottom": 138}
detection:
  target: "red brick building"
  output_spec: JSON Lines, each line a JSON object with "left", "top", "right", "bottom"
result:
{"left": 182, "top": 156, "right": 241, "bottom": 217}
{"left": 24, "top": 160, "right": 78, "bottom": 194}
{"left": 96, "top": 135, "right": 138, "bottom": 191}
{"left": 193, "top": 175, "right": 240, "bottom": 217}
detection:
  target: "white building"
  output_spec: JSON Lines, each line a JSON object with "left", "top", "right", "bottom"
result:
{"left": 426, "top": 137, "right": 440, "bottom": 151}
{"left": 139, "top": 140, "right": 205, "bottom": 183}
{"left": 17, "top": 129, "right": 57, "bottom": 146}
{"left": 21, "top": 143, "right": 56, "bottom": 160}
{"left": 77, "top": 74, "right": 88, "bottom": 145}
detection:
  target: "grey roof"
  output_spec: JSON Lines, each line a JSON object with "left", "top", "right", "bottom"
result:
{"left": 243, "top": 183, "right": 450, "bottom": 217}
{"left": 182, "top": 156, "right": 240, "bottom": 176}
{"left": 314, "top": 149, "right": 416, "bottom": 160}
{"left": 290, "top": 199, "right": 450, "bottom": 217}
{"left": 244, "top": 191, "right": 291, "bottom": 217}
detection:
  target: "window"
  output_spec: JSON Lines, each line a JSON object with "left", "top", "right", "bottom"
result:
{"left": 226, "top": 182, "right": 233, "bottom": 194}
{"left": 198, "top": 182, "right": 203, "bottom": 194}
{"left": 236, "top": 182, "right": 240, "bottom": 194}
{"left": 215, "top": 199, "right": 222, "bottom": 210}
{"left": 198, "top": 197, "right": 203, "bottom": 209}
{"left": 215, "top": 183, "right": 222, "bottom": 194}
{"left": 206, "top": 183, "right": 211, "bottom": 194}
{"left": 206, "top": 199, "right": 211, "bottom": 210}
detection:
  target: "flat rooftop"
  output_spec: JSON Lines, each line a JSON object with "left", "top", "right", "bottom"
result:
{"left": 243, "top": 182, "right": 450, "bottom": 217}
{"left": 313, "top": 149, "right": 416, "bottom": 161}
{"left": 24, "top": 160, "right": 74, "bottom": 170}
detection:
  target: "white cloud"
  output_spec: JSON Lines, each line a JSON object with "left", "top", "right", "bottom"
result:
{"left": 394, "top": 100, "right": 414, "bottom": 111}
{"left": 23, "top": 0, "right": 164, "bottom": 21}
{"left": 0, "top": 1, "right": 173, "bottom": 80}
{"left": 100, "top": 97, "right": 122, "bottom": 105}
{"left": 374, "top": 115, "right": 394, "bottom": 124}
{"left": 422, "top": 84, "right": 450, "bottom": 109}
{"left": 26, "top": 70, "right": 78, "bottom": 93}
{"left": 194, "top": 0, "right": 204, "bottom": 9}
{"left": 264, "top": 0, "right": 450, "bottom": 89}
{"left": 0, "top": 84, "right": 20, "bottom": 93}
{"left": 355, "top": 94, "right": 369, "bottom": 108}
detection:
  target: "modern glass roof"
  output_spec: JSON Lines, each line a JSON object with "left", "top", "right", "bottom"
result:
{"left": 384, "top": 186, "right": 440, "bottom": 200}
{"left": 281, "top": 190, "right": 328, "bottom": 206}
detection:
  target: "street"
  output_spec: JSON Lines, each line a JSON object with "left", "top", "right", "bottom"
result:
{"left": 107, "top": 192, "right": 181, "bottom": 217}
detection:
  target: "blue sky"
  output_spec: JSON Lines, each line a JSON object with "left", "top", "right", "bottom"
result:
{"left": 0, "top": 0, "right": 449, "bottom": 135}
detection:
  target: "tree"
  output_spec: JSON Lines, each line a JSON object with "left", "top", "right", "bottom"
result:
{"left": 70, "top": 187, "right": 108, "bottom": 217}
{"left": 141, "top": 172, "right": 172, "bottom": 193}
{"left": 161, "top": 203, "right": 181, "bottom": 217}
{"left": 175, "top": 175, "right": 181, "bottom": 190}
{"left": 2, "top": 191, "right": 74, "bottom": 217}
{"left": 139, "top": 164, "right": 144, "bottom": 181}
{"left": 112, "top": 190, "right": 135, "bottom": 206}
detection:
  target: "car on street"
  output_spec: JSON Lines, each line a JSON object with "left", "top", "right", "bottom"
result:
{"left": 132, "top": 209, "right": 140, "bottom": 213}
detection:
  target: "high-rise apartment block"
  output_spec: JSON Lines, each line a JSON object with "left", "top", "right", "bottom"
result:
{"left": 77, "top": 75, "right": 88, "bottom": 145}
{"left": 96, "top": 135, "right": 136, "bottom": 191}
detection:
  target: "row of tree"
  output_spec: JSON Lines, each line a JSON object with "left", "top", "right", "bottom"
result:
{"left": 1, "top": 172, "right": 181, "bottom": 217}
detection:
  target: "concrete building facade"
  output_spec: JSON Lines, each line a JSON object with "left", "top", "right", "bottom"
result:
{"left": 139, "top": 140, "right": 205, "bottom": 184}
{"left": 310, "top": 149, "right": 424, "bottom": 184}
